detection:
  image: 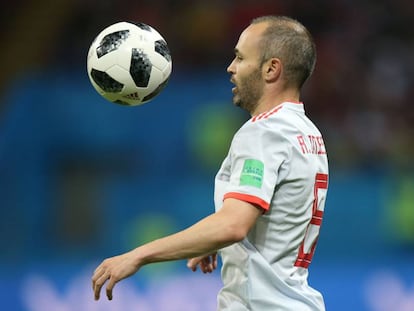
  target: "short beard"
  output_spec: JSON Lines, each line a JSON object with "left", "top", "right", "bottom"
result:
{"left": 233, "top": 68, "right": 263, "bottom": 115}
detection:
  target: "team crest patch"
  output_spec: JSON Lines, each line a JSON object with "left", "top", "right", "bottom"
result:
{"left": 240, "top": 159, "right": 264, "bottom": 188}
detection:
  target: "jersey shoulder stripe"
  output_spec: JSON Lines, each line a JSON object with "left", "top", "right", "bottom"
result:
{"left": 251, "top": 101, "right": 303, "bottom": 123}
{"left": 251, "top": 105, "right": 283, "bottom": 122}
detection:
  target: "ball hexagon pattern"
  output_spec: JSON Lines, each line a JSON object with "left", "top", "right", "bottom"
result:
{"left": 87, "top": 22, "right": 172, "bottom": 106}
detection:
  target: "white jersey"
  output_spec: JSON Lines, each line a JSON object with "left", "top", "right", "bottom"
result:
{"left": 214, "top": 102, "right": 328, "bottom": 311}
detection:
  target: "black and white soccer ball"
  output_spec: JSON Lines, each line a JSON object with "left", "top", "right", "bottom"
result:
{"left": 87, "top": 22, "right": 172, "bottom": 106}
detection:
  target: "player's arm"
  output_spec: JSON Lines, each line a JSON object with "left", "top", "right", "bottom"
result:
{"left": 92, "top": 198, "right": 262, "bottom": 300}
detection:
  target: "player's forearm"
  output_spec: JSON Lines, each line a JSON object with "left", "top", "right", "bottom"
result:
{"left": 130, "top": 211, "right": 241, "bottom": 266}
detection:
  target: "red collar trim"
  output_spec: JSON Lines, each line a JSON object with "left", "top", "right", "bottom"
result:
{"left": 251, "top": 102, "right": 303, "bottom": 122}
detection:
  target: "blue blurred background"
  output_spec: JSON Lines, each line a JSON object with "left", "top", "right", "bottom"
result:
{"left": 1, "top": 1, "right": 414, "bottom": 310}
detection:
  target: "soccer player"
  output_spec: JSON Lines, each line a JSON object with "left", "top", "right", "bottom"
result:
{"left": 92, "top": 15, "right": 329, "bottom": 310}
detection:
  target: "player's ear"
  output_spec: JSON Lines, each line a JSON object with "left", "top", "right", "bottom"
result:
{"left": 263, "top": 58, "right": 282, "bottom": 82}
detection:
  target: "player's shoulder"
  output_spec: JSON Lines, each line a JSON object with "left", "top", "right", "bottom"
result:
{"left": 239, "top": 102, "right": 304, "bottom": 136}
{"left": 251, "top": 104, "right": 284, "bottom": 123}
{"left": 235, "top": 102, "right": 311, "bottom": 145}
{"left": 234, "top": 103, "right": 294, "bottom": 140}
{"left": 251, "top": 102, "right": 304, "bottom": 124}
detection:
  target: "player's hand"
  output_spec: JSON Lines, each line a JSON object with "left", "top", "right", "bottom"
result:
{"left": 187, "top": 253, "right": 218, "bottom": 273}
{"left": 92, "top": 251, "right": 140, "bottom": 301}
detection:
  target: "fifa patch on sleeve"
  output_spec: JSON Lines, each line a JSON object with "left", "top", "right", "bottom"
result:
{"left": 240, "top": 159, "right": 264, "bottom": 188}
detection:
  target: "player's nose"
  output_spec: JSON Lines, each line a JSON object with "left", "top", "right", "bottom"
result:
{"left": 227, "top": 59, "right": 236, "bottom": 74}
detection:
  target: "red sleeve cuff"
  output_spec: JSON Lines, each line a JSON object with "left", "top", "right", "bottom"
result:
{"left": 223, "top": 192, "right": 270, "bottom": 212}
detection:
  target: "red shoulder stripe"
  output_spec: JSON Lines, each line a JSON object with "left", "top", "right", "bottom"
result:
{"left": 252, "top": 105, "right": 283, "bottom": 122}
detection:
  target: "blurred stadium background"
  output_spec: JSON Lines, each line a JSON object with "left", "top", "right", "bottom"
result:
{"left": 1, "top": 0, "right": 414, "bottom": 310}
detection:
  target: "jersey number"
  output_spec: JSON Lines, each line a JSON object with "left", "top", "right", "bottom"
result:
{"left": 294, "top": 173, "right": 328, "bottom": 268}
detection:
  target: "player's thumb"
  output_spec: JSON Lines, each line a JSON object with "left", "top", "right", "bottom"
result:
{"left": 186, "top": 258, "right": 199, "bottom": 271}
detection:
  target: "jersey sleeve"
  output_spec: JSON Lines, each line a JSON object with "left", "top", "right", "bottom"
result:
{"left": 223, "top": 120, "right": 289, "bottom": 212}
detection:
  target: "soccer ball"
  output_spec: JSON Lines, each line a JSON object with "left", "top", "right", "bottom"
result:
{"left": 87, "top": 21, "right": 172, "bottom": 106}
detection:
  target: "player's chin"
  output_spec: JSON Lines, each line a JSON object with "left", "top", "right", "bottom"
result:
{"left": 232, "top": 95, "right": 241, "bottom": 107}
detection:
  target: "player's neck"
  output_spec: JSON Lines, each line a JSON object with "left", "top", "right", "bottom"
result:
{"left": 252, "top": 88, "right": 300, "bottom": 116}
